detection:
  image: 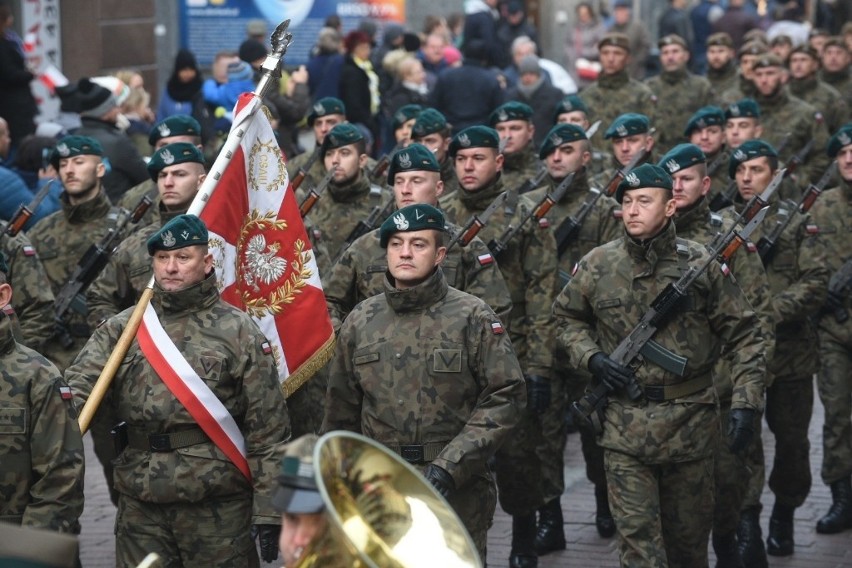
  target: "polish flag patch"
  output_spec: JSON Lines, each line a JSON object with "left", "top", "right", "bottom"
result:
{"left": 261, "top": 341, "right": 273, "bottom": 355}
{"left": 539, "top": 218, "right": 550, "bottom": 228}
{"left": 491, "top": 321, "right": 504, "bottom": 335}
{"left": 22, "top": 245, "right": 36, "bottom": 256}
{"left": 806, "top": 224, "right": 819, "bottom": 234}
{"left": 719, "top": 262, "right": 731, "bottom": 276}
{"left": 58, "top": 385, "right": 73, "bottom": 400}
{"left": 746, "top": 241, "right": 757, "bottom": 253}
{"left": 477, "top": 253, "right": 494, "bottom": 266}
{"left": 613, "top": 209, "right": 623, "bottom": 218}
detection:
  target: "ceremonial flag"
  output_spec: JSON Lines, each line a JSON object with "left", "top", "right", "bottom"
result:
{"left": 200, "top": 92, "right": 335, "bottom": 397}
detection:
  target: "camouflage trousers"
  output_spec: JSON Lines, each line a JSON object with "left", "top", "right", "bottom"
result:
{"left": 115, "top": 494, "right": 259, "bottom": 568}
{"left": 287, "top": 365, "right": 329, "bottom": 437}
{"left": 536, "top": 372, "right": 568, "bottom": 503}
{"left": 604, "top": 450, "right": 714, "bottom": 568}
{"left": 565, "top": 373, "right": 607, "bottom": 488}
{"left": 713, "top": 402, "right": 749, "bottom": 535}
{"left": 441, "top": 469, "right": 497, "bottom": 561}
{"left": 817, "top": 335, "right": 852, "bottom": 484}
{"left": 90, "top": 410, "right": 120, "bottom": 506}
{"left": 494, "top": 407, "right": 545, "bottom": 516}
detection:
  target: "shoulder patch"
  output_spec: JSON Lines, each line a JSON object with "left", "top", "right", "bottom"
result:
{"left": 746, "top": 241, "right": 757, "bottom": 253}
{"left": 261, "top": 341, "right": 273, "bottom": 355}
{"left": 477, "top": 253, "right": 494, "bottom": 266}
{"left": 709, "top": 213, "right": 723, "bottom": 228}
{"left": 719, "top": 262, "right": 731, "bottom": 277}
{"left": 539, "top": 217, "right": 550, "bottom": 229}
{"left": 805, "top": 224, "right": 820, "bottom": 234}
{"left": 311, "top": 228, "right": 322, "bottom": 242}
{"left": 22, "top": 245, "right": 36, "bottom": 256}
{"left": 57, "top": 384, "right": 74, "bottom": 401}
{"left": 2, "top": 305, "right": 14, "bottom": 316}
{"left": 613, "top": 209, "right": 623, "bottom": 219}
{"left": 571, "top": 262, "right": 580, "bottom": 277}
{"left": 490, "top": 321, "right": 504, "bottom": 335}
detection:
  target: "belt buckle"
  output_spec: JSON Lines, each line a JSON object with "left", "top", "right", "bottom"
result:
{"left": 644, "top": 385, "right": 664, "bottom": 402}
{"left": 400, "top": 445, "right": 424, "bottom": 463}
{"left": 148, "top": 433, "right": 172, "bottom": 452}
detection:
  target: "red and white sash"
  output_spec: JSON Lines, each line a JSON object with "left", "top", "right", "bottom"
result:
{"left": 136, "top": 303, "right": 251, "bottom": 480}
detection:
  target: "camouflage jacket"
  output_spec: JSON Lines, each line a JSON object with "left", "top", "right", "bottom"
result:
{"left": 645, "top": 68, "right": 715, "bottom": 150}
{"left": 788, "top": 76, "right": 850, "bottom": 135}
{"left": 581, "top": 70, "right": 656, "bottom": 147}
{"left": 0, "top": 314, "right": 84, "bottom": 533}
{"left": 707, "top": 61, "right": 739, "bottom": 99}
{"left": 286, "top": 150, "right": 378, "bottom": 193}
{"left": 27, "top": 190, "right": 128, "bottom": 371}
{"left": 324, "top": 221, "right": 512, "bottom": 330}
{"left": 809, "top": 177, "right": 852, "bottom": 346}
{"left": 117, "top": 178, "right": 159, "bottom": 230}
{"left": 439, "top": 156, "right": 460, "bottom": 196}
{"left": 0, "top": 224, "right": 55, "bottom": 351}
{"left": 723, "top": 193, "right": 828, "bottom": 380}
{"left": 65, "top": 274, "right": 290, "bottom": 523}
{"left": 705, "top": 148, "right": 732, "bottom": 206}
{"left": 501, "top": 144, "right": 542, "bottom": 194}
{"left": 719, "top": 73, "right": 758, "bottom": 106}
{"left": 440, "top": 178, "right": 558, "bottom": 378}
{"left": 554, "top": 221, "right": 766, "bottom": 462}
{"left": 321, "top": 268, "right": 526, "bottom": 489}
{"left": 820, "top": 67, "right": 852, "bottom": 110}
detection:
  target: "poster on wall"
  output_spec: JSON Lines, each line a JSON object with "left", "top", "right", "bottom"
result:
{"left": 21, "top": 0, "right": 64, "bottom": 122}
{"left": 180, "top": 0, "right": 406, "bottom": 67}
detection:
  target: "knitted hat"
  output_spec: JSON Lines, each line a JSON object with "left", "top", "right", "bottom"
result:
{"left": 75, "top": 78, "right": 118, "bottom": 118}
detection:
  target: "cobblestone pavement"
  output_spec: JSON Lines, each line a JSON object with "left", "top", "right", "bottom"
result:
{"left": 77, "top": 381, "right": 851, "bottom": 567}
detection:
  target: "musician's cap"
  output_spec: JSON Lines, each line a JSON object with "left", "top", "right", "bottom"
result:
{"left": 658, "top": 34, "right": 688, "bottom": 51}
{"left": 728, "top": 139, "right": 778, "bottom": 179}
{"left": 553, "top": 94, "right": 589, "bottom": 122}
{"left": 0, "top": 251, "right": 8, "bottom": 277}
{"left": 146, "top": 214, "right": 209, "bottom": 255}
{"left": 50, "top": 135, "right": 103, "bottom": 168}
{"left": 380, "top": 203, "right": 446, "bottom": 248}
{"left": 605, "top": 113, "right": 650, "bottom": 140}
{"left": 448, "top": 125, "right": 500, "bottom": 157}
{"left": 489, "top": 101, "right": 533, "bottom": 126}
{"left": 615, "top": 163, "right": 674, "bottom": 204}
{"left": 271, "top": 434, "right": 325, "bottom": 514}
{"left": 706, "top": 32, "right": 734, "bottom": 48}
{"left": 539, "top": 124, "right": 587, "bottom": 159}
{"left": 725, "top": 98, "right": 761, "bottom": 120}
{"left": 658, "top": 143, "right": 706, "bottom": 175}
{"left": 598, "top": 32, "right": 630, "bottom": 52}
{"left": 684, "top": 106, "right": 725, "bottom": 136}
{"left": 320, "top": 123, "right": 364, "bottom": 157}
{"left": 827, "top": 124, "right": 852, "bottom": 158}
{"left": 148, "top": 115, "right": 202, "bottom": 147}
{"left": 411, "top": 108, "right": 448, "bottom": 139}
{"left": 387, "top": 143, "right": 440, "bottom": 184}
{"left": 392, "top": 104, "right": 423, "bottom": 131}
{"left": 308, "top": 97, "right": 346, "bottom": 125}
{"left": 147, "top": 142, "right": 205, "bottom": 181}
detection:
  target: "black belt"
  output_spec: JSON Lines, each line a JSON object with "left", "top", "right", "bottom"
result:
{"left": 643, "top": 375, "right": 713, "bottom": 402}
{"left": 385, "top": 442, "right": 447, "bottom": 464}
{"left": 127, "top": 427, "right": 209, "bottom": 452}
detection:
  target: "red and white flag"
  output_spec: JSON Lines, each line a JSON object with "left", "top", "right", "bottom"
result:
{"left": 200, "top": 92, "right": 335, "bottom": 397}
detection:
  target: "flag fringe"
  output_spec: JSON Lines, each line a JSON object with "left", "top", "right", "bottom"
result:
{"left": 282, "top": 334, "right": 337, "bottom": 398}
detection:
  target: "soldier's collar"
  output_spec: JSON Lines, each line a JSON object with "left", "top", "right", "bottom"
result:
{"left": 62, "top": 189, "right": 113, "bottom": 225}
{"left": 153, "top": 271, "right": 219, "bottom": 315}
{"left": 383, "top": 267, "right": 448, "bottom": 313}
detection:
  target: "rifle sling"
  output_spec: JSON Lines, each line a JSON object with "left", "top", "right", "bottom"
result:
{"left": 643, "top": 374, "right": 712, "bottom": 402}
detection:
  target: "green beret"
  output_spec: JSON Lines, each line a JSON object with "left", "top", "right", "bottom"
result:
{"left": 725, "top": 98, "right": 760, "bottom": 120}
{"left": 50, "top": 135, "right": 103, "bottom": 168}
{"left": 307, "top": 97, "right": 346, "bottom": 125}
{"left": 379, "top": 203, "right": 447, "bottom": 248}
{"left": 728, "top": 139, "right": 778, "bottom": 179}
{"left": 751, "top": 53, "right": 783, "bottom": 70}
{"left": 827, "top": 124, "right": 852, "bottom": 158}
{"left": 598, "top": 32, "right": 630, "bottom": 52}
{"left": 147, "top": 142, "right": 205, "bottom": 181}
{"left": 615, "top": 163, "right": 674, "bottom": 204}
{"left": 658, "top": 34, "right": 688, "bottom": 50}
{"left": 684, "top": 106, "right": 725, "bottom": 136}
{"left": 146, "top": 214, "right": 209, "bottom": 255}
{"left": 387, "top": 143, "right": 440, "bottom": 184}
{"left": 320, "top": 123, "right": 364, "bottom": 157}
{"left": 539, "top": 124, "right": 587, "bottom": 159}
{"left": 0, "top": 251, "right": 8, "bottom": 276}
{"left": 707, "top": 32, "right": 733, "bottom": 48}
{"left": 448, "top": 125, "right": 500, "bottom": 157}
{"left": 658, "top": 143, "right": 706, "bottom": 175}
{"left": 392, "top": 104, "right": 423, "bottom": 131}
{"left": 411, "top": 108, "right": 448, "bottom": 139}
{"left": 148, "top": 115, "right": 201, "bottom": 146}
{"left": 605, "top": 113, "right": 650, "bottom": 139}
{"left": 553, "top": 94, "right": 588, "bottom": 122}
{"left": 489, "top": 101, "right": 533, "bottom": 126}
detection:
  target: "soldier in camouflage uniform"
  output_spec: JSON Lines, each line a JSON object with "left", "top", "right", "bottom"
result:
{"left": 685, "top": 106, "right": 731, "bottom": 206}
{"left": 489, "top": 101, "right": 542, "bottom": 193}
{"left": 820, "top": 37, "right": 852, "bottom": 109}
{"left": 660, "top": 143, "right": 775, "bottom": 565}
{"left": 321, "top": 204, "right": 526, "bottom": 560}
{"left": 66, "top": 214, "right": 291, "bottom": 567}
{"left": 706, "top": 32, "right": 739, "bottom": 97}
{"left": 645, "top": 34, "right": 715, "bottom": 150}
{"left": 285, "top": 97, "right": 346, "bottom": 189}
{"left": 721, "top": 141, "right": 828, "bottom": 563}
{"left": 525, "top": 124, "right": 621, "bottom": 553}
{"left": 580, "top": 32, "right": 656, "bottom": 148}
{"left": 27, "top": 135, "right": 130, "bottom": 372}
{"left": 389, "top": 104, "right": 422, "bottom": 148}
{"left": 324, "top": 143, "right": 512, "bottom": 329}
{"left": 724, "top": 99, "right": 763, "bottom": 152}
{"left": 788, "top": 45, "right": 850, "bottom": 134}
{"left": 719, "top": 42, "right": 766, "bottom": 106}
{"left": 410, "top": 108, "right": 459, "bottom": 195}
{"left": 553, "top": 94, "right": 611, "bottom": 177}
{"left": 440, "top": 126, "right": 557, "bottom": 568}
{"left": 0, "top": 251, "right": 84, "bottom": 537}
{"left": 554, "top": 162, "right": 767, "bottom": 568}
{"left": 809, "top": 125, "right": 852, "bottom": 535}
{"left": 593, "top": 113, "right": 655, "bottom": 191}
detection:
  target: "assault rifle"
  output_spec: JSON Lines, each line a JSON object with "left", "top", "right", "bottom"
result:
{"left": 298, "top": 166, "right": 337, "bottom": 218}
{"left": 515, "top": 165, "right": 548, "bottom": 195}
{"left": 4, "top": 179, "right": 55, "bottom": 237}
{"left": 602, "top": 145, "right": 651, "bottom": 198}
{"left": 446, "top": 191, "right": 508, "bottom": 253}
{"left": 289, "top": 146, "right": 321, "bottom": 191}
{"left": 335, "top": 196, "right": 396, "bottom": 262}
{"left": 706, "top": 150, "right": 727, "bottom": 178}
{"left": 369, "top": 142, "right": 404, "bottom": 182}
{"left": 827, "top": 259, "right": 852, "bottom": 323}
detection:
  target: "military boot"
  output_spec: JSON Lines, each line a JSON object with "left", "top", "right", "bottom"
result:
{"left": 766, "top": 502, "right": 795, "bottom": 556}
{"left": 595, "top": 484, "right": 616, "bottom": 538}
{"left": 509, "top": 513, "right": 538, "bottom": 568}
{"left": 736, "top": 507, "right": 768, "bottom": 568}
{"left": 534, "top": 498, "right": 566, "bottom": 555}
{"left": 816, "top": 477, "right": 852, "bottom": 534}
{"left": 712, "top": 530, "right": 744, "bottom": 568}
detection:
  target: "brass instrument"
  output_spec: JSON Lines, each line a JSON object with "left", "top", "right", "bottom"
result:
{"left": 292, "top": 431, "right": 482, "bottom": 567}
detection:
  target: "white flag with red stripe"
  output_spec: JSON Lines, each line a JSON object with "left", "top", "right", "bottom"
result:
{"left": 200, "top": 92, "right": 335, "bottom": 397}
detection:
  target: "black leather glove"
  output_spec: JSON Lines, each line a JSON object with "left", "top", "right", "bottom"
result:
{"left": 525, "top": 375, "right": 551, "bottom": 412}
{"left": 253, "top": 523, "right": 281, "bottom": 563}
{"left": 826, "top": 289, "right": 846, "bottom": 312}
{"left": 588, "top": 352, "right": 635, "bottom": 393}
{"left": 727, "top": 408, "right": 756, "bottom": 456}
{"left": 422, "top": 464, "right": 455, "bottom": 499}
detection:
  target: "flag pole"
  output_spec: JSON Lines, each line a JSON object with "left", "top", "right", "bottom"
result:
{"left": 78, "top": 20, "right": 293, "bottom": 434}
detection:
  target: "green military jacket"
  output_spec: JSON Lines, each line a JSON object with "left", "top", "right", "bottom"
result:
{"left": 719, "top": 73, "right": 758, "bottom": 107}
{"left": 645, "top": 68, "right": 715, "bottom": 150}
{"left": 0, "top": 314, "right": 84, "bottom": 533}
{"left": 707, "top": 61, "right": 739, "bottom": 99}
{"left": 324, "top": 222, "right": 512, "bottom": 330}
{"left": 440, "top": 177, "right": 558, "bottom": 378}
{"left": 788, "top": 76, "right": 850, "bottom": 135}
{"left": 322, "top": 268, "right": 526, "bottom": 489}
{"left": 65, "top": 273, "right": 289, "bottom": 523}
{"left": 705, "top": 148, "right": 732, "bottom": 206}
{"left": 439, "top": 156, "right": 460, "bottom": 196}
{"left": 500, "top": 143, "right": 541, "bottom": 194}
{"left": 286, "top": 149, "right": 378, "bottom": 193}
{"left": 820, "top": 67, "right": 852, "bottom": 110}
{"left": 117, "top": 178, "right": 159, "bottom": 230}
{"left": 581, "top": 70, "right": 656, "bottom": 147}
